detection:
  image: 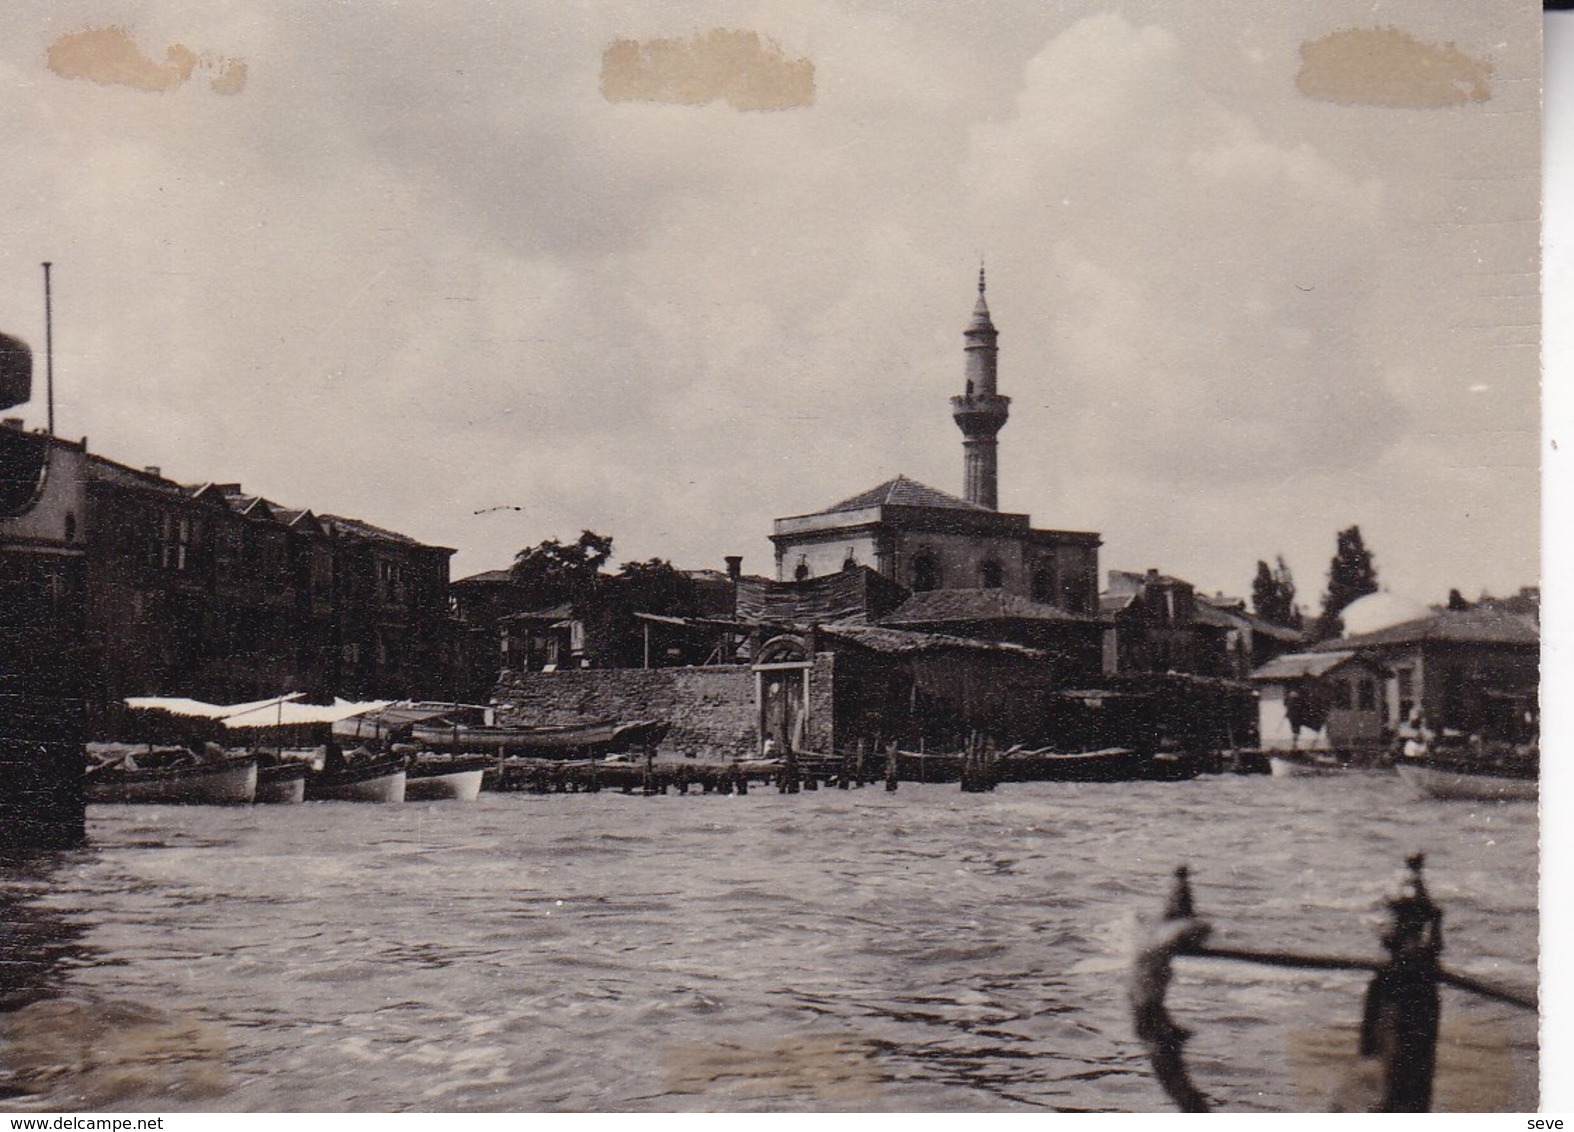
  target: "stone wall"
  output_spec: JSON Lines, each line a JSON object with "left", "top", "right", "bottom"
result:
{"left": 492, "top": 654, "right": 836, "bottom": 756}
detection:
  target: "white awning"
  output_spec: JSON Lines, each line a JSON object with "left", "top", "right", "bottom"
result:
{"left": 125, "top": 692, "right": 306, "bottom": 719}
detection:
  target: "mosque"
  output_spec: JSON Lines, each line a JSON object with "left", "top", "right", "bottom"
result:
{"left": 769, "top": 269, "right": 1101, "bottom": 616}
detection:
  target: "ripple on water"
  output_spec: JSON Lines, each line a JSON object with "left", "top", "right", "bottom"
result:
{"left": 0, "top": 780, "right": 1540, "bottom": 1111}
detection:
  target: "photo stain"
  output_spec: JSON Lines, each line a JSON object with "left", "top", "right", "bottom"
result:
{"left": 601, "top": 29, "right": 813, "bottom": 112}
{"left": 1296, "top": 27, "right": 1491, "bottom": 109}
{"left": 46, "top": 25, "right": 247, "bottom": 95}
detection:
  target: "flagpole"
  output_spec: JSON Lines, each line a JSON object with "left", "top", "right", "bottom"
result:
{"left": 42, "top": 262, "right": 54, "bottom": 436}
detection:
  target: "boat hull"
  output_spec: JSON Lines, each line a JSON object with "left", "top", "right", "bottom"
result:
{"left": 405, "top": 766, "right": 485, "bottom": 802}
{"left": 306, "top": 759, "right": 407, "bottom": 803}
{"left": 87, "top": 757, "right": 258, "bottom": 805}
{"left": 255, "top": 762, "right": 308, "bottom": 804}
{"left": 1397, "top": 761, "right": 1537, "bottom": 802}
{"left": 409, "top": 719, "right": 669, "bottom": 757}
{"left": 1268, "top": 753, "right": 1344, "bottom": 778}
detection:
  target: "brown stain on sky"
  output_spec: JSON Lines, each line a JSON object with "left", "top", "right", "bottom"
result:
{"left": 46, "top": 25, "right": 246, "bottom": 95}
{"left": 1297, "top": 26, "right": 1491, "bottom": 108}
{"left": 602, "top": 29, "right": 813, "bottom": 111}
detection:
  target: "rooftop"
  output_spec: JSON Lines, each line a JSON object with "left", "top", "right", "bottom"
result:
{"left": 1312, "top": 607, "right": 1539, "bottom": 651}
{"left": 882, "top": 588, "right": 1097, "bottom": 625}
{"left": 820, "top": 475, "right": 987, "bottom": 515}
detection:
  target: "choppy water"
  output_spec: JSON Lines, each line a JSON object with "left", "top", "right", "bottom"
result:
{"left": 0, "top": 774, "right": 1539, "bottom": 1112}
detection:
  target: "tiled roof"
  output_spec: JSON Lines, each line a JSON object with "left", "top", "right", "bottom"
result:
{"left": 822, "top": 623, "right": 1044, "bottom": 657}
{"left": 820, "top": 475, "right": 986, "bottom": 515}
{"left": 881, "top": 588, "right": 1094, "bottom": 625}
{"left": 85, "top": 455, "right": 186, "bottom": 495}
{"left": 1312, "top": 607, "right": 1539, "bottom": 651}
{"left": 454, "top": 568, "right": 516, "bottom": 586}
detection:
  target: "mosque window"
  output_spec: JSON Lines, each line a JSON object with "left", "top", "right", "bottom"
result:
{"left": 980, "top": 560, "right": 1003, "bottom": 589}
{"left": 912, "top": 552, "right": 941, "bottom": 592}
{"left": 1031, "top": 565, "right": 1054, "bottom": 604}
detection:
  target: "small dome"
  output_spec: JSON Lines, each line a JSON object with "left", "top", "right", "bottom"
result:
{"left": 1339, "top": 590, "right": 1431, "bottom": 636}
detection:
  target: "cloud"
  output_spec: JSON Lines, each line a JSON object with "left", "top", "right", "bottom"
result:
{"left": 963, "top": 14, "right": 1398, "bottom": 495}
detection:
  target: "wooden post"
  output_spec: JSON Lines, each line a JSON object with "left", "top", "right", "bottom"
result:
{"left": 1360, "top": 854, "right": 1443, "bottom": 1112}
{"left": 884, "top": 740, "right": 899, "bottom": 792}
{"left": 642, "top": 745, "right": 656, "bottom": 795}
{"left": 1130, "top": 866, "right": 1213, "bottom": 1112}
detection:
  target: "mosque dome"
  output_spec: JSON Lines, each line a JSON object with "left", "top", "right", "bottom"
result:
{"left": 1339, "top": 590, "right": 1432, "bottom": 636}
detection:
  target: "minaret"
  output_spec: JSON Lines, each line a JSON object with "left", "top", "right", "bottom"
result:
{"left": 950, "top": 266, "right": 1010, "bottom": 509}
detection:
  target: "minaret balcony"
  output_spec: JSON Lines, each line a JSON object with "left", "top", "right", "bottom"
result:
{"left": 950, "top": 393, "right": 1010, "bottom": 437}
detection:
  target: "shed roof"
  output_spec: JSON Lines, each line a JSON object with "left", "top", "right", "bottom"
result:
{"left": 1250, "top": 651, "right": 1360, "bottom": 681}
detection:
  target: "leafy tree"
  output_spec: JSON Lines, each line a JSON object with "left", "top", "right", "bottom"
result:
{"left": 589, "top": 558, "right": 701, "bottom": 667}
{"left": 1446, "top": 588, "right": 1470, "bottom": 611}
{"left": 1315, "top": 525, "right": 1379, "bottom": 639}
{"left": 1251, "top": 555, "right": 1303, "bottom": 629}
{"left": 509, "top": 530, "right": 613, "bottom": 608}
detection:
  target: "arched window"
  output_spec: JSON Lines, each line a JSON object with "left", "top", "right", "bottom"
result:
{"left": 911, "top": 552, "right": 941, "bottom": 592}
{"left": 980, "top": 560, "right": 1003, "bottom": 589}
{"left": 794, "top": 556, "right": 810, "bottom": 582}
{"left": 1031, "top": 565, "right": 1054, "bottom": 604}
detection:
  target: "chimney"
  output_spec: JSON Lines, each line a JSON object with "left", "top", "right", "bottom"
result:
{"left": 144, "top": 466, "right": 162, "bottom": 477}
{"left": 725, "top": 556, "right": 743, "bottom": 581}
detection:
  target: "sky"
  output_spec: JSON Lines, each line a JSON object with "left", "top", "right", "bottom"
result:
{"left": 0, "top": 1, "right": 1541, "bottom": 610}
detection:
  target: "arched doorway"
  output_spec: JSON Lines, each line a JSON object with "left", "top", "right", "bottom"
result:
{"left": 754, "top": 635, "right": 811, "bottom": 755}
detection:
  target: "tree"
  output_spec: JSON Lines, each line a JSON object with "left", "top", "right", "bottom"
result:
{"left": 1251, "top": 555, "right": 1303, "bottom": 629}
{"left": 1315, "top": 525, "right": 1379, "bottom": 639}
{"left": 509, "top": 530, "right": 614, "bottom": 608}
{"left": 1446, "top": 588, "right": 1470, "bottom": 611}
{"left": 589, "top": 558, "right": 701, "bottom": 667}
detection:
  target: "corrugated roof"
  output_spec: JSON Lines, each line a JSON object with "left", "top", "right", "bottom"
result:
{"left": 1250, "top": 651, "right": 1359, "bottom": 681}
{"left": 819, "top": 475, "right": 986, "bottom": 515}
{"left": 736, "top": 567, "right": 905, "bottom": 625}
{"left": 881, "top": 588, "right": 1095, "bottom": 625}
{"left": 500, "top": 602, "right": 575, "bottom": 623}
{"left": 1312, "top": 607, "right": 1539, "bottom": 651}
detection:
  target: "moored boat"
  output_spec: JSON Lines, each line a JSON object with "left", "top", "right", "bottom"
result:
{"left": 409, "top": 718, "right": 670, "bottom": 757}
{"left": 1267, "top": 751, "right": 1345, "bottom": 778}
{"left": 86, "top": 750, "right": 258, "bottom": 805}
{"left": 255, "top": 760, "right": 308, "bottom": 804}
{"left": 404, "top": 753, "right": 490, "bottom": 801}
{"left": 1396, "top": 759, "right": 1537, "bottom": 802}
{"left": 998, "top": 746, "right": 1145, "bottom": 782}
{"left": 305, "top": 753, "right": 408, "bottom": 803}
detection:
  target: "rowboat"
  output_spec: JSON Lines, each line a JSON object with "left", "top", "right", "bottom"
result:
{"left": 1267, "top": 751, "right": 1345, "bottom": 778}
{"left": 255, "top": 760, "right": 308, "bottom": 804}
{"left": 409, "top": 718, "right": 670, "bottom": 756}
{"left": 305, "top": 753, "right": 408, "bottom": 803}
{"left": 86, "top": 752, "right": 258, "bottom": 805}
{"left": 404, "top": 754, "right": 490, "bottom": 801}
{"left": 1396, "top": 760, "right": 1537, "bottom": 802}
{"left": 998, "top": 747, "right": 1145, "bottom": 782}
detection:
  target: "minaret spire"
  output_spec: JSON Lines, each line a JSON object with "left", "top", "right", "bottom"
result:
{"left": 951, "top": 266, "right": 1010, "bottom": 509}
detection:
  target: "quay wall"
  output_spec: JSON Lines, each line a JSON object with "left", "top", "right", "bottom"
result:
{"left": 492, "top": 655, "right": 836, "bottom": 756}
